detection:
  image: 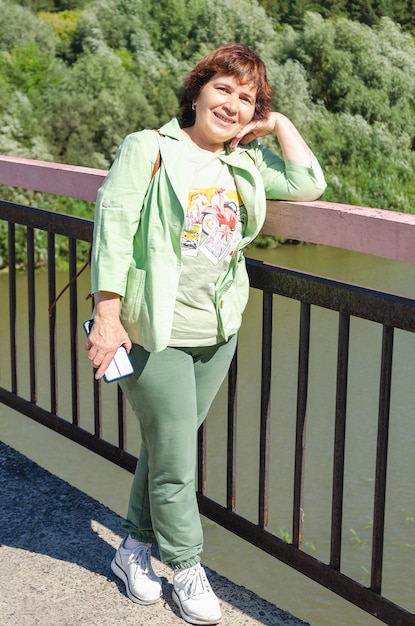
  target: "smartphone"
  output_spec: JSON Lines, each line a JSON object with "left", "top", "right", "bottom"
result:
{"left": 83, "top": 320, "right": 134, "bottom": 383}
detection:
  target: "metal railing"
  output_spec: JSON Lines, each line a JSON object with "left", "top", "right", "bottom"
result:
{"left": 0, "top": 197, "right": 414, "bottom": 626}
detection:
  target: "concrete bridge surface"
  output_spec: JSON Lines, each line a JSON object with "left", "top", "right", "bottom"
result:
{"left": 0, "top": 441, "right": 309, "bottom": 626}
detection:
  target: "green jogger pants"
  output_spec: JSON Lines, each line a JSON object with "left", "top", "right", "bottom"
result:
{"left": 118, "top": 334, "right": 237, "bottom": 569}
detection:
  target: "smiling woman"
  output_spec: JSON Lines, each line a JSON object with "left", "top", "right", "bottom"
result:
{"left": 179, "top": 43, "right": 272, "bottom": 127}
{"left": 179, "top": 43, "right": 315, "bottom": 164}
{"left": 85, "top": 42, "right": 326, "bottom": 626}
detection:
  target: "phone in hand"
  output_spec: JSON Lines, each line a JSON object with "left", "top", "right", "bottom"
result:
{"left": 83, "top": 319, "right": 134, "bottom": 383}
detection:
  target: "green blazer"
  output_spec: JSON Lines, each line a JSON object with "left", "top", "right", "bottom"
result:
{"left": 91, "top": 117, "right": 326, "bottom": 351}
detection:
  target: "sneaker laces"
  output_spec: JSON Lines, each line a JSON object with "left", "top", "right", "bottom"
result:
{"left": 179, "top": 565, "right": 211, "bottom": 598}
{"left": 127, "top": 544, "right": 152, "bottom": 576}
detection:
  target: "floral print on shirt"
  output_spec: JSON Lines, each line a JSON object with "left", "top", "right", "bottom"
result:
{"left": 180, "top": 186, "right": 245, "bottom": 265}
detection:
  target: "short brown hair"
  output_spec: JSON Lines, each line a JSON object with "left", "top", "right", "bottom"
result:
{"left": 180, "top": 43, "right": 273, "bottom": 127}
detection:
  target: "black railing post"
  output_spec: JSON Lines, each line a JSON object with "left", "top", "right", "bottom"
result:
{"left": 371, "top": 325, "right": 394, "bottom": 594}
{"left": 27, "top": 226, "right": 37, "bottom": 403}
{"left": 259, "top": 291, "right": 273, "bottom": 529}
{"left": 292, "top": 301, "right": 310, "bottom": 548}
{"left": 226, "top": 349, "right": 238, "bottom": 511}
{"left": 8, "top": 222, "right": 17, "bottom": 394}
{"left": 69, "top": 237, "right": 80, "bottom": 426}
{"left": 47, "top": 232, "right": 58, "bottom": 414}
{"left": 330, "top": 312, "right": 350, "bottom": 570}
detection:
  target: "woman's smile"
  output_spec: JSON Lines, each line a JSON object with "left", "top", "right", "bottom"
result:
{"left": 214, "top": 111, "right": 235, "bottom": 124}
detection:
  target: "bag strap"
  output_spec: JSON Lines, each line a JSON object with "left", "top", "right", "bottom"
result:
{"left": 47, "top": 252, "right": 92, "bottom": 316}
{"left": 48, "top": 138, "right": 162, "bottom": 316}
{"left": 151, "top": 150, "right": 161, "bottom": 178}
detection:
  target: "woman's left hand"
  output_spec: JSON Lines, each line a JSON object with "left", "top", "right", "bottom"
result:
{"left": 229, "top": 112, "right": 312, "bottom": 167}
{"left": 229, "top": 112, "right": 279, "bottom": 149}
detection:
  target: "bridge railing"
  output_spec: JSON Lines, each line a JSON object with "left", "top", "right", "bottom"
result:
{"left": 0, "top": 155, "right": 414, "bottom": 626}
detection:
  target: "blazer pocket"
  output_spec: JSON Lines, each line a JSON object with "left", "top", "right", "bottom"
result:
{"left": 120, "top": 266, "right": 146, "bottom": 322}
{"left": 215, "top": 253, "right": 249, "bottom": 339}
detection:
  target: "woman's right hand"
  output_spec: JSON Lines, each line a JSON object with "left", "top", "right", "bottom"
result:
{"left": 85, "top": 291, "right": 132, "bottom": 379}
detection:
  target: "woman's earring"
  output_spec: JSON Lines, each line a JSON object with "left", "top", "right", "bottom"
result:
{"left": 191, "top": 103, "right": 196, "bottom": 110}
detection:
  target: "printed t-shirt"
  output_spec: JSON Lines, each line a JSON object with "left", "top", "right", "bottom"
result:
{"left": 169, "top": 137, "right": 246, "bottom": 346}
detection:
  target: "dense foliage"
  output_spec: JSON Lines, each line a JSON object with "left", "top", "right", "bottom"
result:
{"left": 0, "top": 0, "right": 414, "bottom": 266}
{"left": 259, "top": 0, "right": 415, "bottom": 32}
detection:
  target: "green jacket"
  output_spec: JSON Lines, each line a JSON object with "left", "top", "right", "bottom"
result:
{"left": 91, "top": 117, "right": 326, "bottom": 351}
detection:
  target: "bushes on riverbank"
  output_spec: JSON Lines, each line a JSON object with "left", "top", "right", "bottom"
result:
{"left": 1, "top": 0, "right": 415, "bottom": 267}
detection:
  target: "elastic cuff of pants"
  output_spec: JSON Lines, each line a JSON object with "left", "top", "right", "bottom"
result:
{"left": 171, "top": 556, "right": 201, "bottom": 571}
{"left": 129, "top": 531, "right": 156, "bottom": 544}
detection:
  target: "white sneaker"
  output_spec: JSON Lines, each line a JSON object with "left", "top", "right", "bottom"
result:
{"left": 111, "top": 538, "right": 162, "bottom": 605}
{"left": 172, "top": 564, "right": 221, "bottom": 625}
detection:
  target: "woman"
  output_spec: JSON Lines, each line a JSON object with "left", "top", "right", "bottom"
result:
{"left": 85, "top": 43, "right": 326, "bottom": 625}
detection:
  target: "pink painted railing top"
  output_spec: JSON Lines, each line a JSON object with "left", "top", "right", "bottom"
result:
{"left": 1, "top": 154, "right": 414, "bottom": 264}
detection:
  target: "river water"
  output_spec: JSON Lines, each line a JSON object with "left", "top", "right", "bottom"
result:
{"left": 1, "top": 243, "right": 414, "bottom": 626}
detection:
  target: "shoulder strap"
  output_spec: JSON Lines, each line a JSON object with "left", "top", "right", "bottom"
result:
{"left": 48, "top": 135, "right": 162, "bottom": 316}
{"left": 151, "top": 129, "right": 163, "bottom": 178}
{"left": 48, "top": 256, "right": 92, "bottom": 315}
{"left": 151, "top": 152, "right": 161, "bottom": 177}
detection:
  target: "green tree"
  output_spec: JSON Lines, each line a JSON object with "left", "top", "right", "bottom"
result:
{"left": 0, "top": 39, "right": 65, "bottom": 158}
{"left": 45, "top": 49, "right": 159, "bottom": 167}
{"left": 0, "top": 0, "right": 56, "bottom": 53}
{"left": 14, "top": 0, "right": 86, "bottom": 11}
{"left": 72, "top": 0, "right": 145, "bottom": 53}
{"left": 69, "top": 0, "right": 186, "bottom": 122}
{"left": 186, "top": 0, "right": 277, "bottom": 58}
{"left": 139, "top": 0, "right": 202, "bottom": 58}
{"left": 38, "top": 9, "right": 82, "bottom": 61}
{"left": 311, "top": 110, "right": 415, "bottom": 212}
{"left": 266, "top": 12, "right": 415, "bottom": 213}
{"left": 257, "top": 0, "right": 415, "bottom": 33}
{"left": 391, "top": 0, "right": 415, "bottom": 31}
{"left": 289, "top": 13, "right": 415, "bottom": 135}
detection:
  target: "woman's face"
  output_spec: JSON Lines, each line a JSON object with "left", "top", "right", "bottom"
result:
{"left": 190, "top": 73, "right": 257, "bottom": 152}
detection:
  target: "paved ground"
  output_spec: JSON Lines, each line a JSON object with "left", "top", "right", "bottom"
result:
{"left": 0, "top": 441, "right": 310, "bottom": 626}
